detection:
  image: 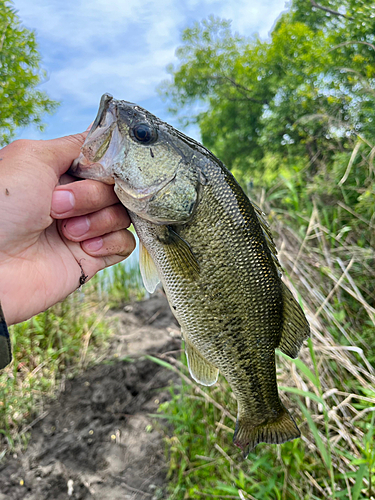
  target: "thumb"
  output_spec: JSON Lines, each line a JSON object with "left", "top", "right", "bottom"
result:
{"left": 43, "top": 131, "right": 89, "bottom": 177}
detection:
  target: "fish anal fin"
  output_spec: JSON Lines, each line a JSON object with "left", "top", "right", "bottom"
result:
{"left": 159, "top": 227, "right": 200, "bottom": 281}
{"left": 278, "top": 282, "right": 310, "bottom": 359}
{"left": 185, "top": 339, "right": 218, "bottom": 386}
{"left": 139, "top": 242, "right": 160, "bottom": 293}
{"left": 233, "top": 405, "right": 300, "bottom": 458}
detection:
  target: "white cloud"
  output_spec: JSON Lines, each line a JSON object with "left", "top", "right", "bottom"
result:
{"left": 47, "top": 47, "right": 176, "bottom": 106}
{"left": 222, "top": 0, "right": 288, "bottom": 38}
{"left": 15, "top": 0, "right": 183, "bottom": 101}
{"left": 16, "top": 0, "right": 145, "bottom": 47}
{"left": 15, "top": 0, "right": 183, "bottom": 53}
{"left": 13, "top": 0, "right": 287, "bottom": 140}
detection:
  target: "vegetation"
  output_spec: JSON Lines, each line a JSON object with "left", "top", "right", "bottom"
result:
{"left": 103, "top": 255, "right": 145, "bottom": 308}
{"left": 154, "top": 0, "right": 375, "bottom": 498}
{"left": 0, "top": 0, "right": 58, "bottom": 145}
{"left": 0, "top": 261, "right": 143, "bottom": 453}
{"left": 160, "top": 0, "right": 375, "bottom": 190}
{"left": 151, "top": 207, "right": 375, "bottom": 498}
{"left": 1, "top": 0, "right": 375, "bottom": 498}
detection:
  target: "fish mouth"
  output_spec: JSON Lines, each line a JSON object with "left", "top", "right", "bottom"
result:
{"left": 69, "top": 93, "right": 118, "bottom": 184}
{"left": 69, "top": 93, "right": 176, "bottom": 217}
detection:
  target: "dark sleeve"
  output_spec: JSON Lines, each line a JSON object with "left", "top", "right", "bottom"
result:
{"left": 0, "top": 302, "right": 12, "bottom": 369}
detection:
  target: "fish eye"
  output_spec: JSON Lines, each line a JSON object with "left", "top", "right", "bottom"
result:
{"left": 131, "top": 123, "right": 157, "bottom": 144}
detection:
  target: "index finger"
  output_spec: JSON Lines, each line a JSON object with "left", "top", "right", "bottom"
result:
{"left": 51, "top": 179, "right": 119, "bottom": 218}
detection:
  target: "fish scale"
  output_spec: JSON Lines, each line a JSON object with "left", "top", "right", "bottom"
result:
{"left": 131, "top": 165, "right": 292, "bottom": 447}
{"left": 70, "top": 93, "right": 310, "bottom": 456}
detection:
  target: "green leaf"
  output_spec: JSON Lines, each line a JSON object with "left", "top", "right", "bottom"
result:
{"left": 278, "top": 351, "right": 320, "bottom": 387}
{"left": 145, "top": 355, "right": 175, "bottom": 370}
{"left": 279, "top": 386, "right": 325, "bottom": 406}
{"left": 351, "top": 463, "right": 366, "bottom": 500}
{"left": 0, "top": 0, "right": 59, "bottom": 145}
{"left": 298, "top": 401, "right": 330, "bottom": 468}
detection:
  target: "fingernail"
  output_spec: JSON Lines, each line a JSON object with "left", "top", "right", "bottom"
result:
{"left": 84, "top": 237, "right": 103, "bottom": 252}
{"left": 52, "top": 190, "right": 75, "bottom": 214}
{"left": 65, "top": 216, "right": 90, "bottom": 237}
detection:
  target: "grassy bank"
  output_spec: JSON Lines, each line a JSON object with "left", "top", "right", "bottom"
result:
{"left": 0, "top": 260, "right": 143, "bottom": 454}
{"left": 1, "top": 183, "right": 374, "bottom": 499}
{"left": 155, "top": 339, "right": 374, "bottom": 499}
{"left": 151, "top": 181, "right": 375, "bottom": 499}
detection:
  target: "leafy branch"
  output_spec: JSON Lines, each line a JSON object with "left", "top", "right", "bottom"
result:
{"left": 310, "top": 0, "right": 353, "bottom": 20}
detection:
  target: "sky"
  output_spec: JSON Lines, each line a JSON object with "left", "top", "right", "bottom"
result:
{"left": 13, "top": 0, "right": 288, "bottom": 142}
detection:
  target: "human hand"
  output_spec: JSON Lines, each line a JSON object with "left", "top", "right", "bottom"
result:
{"left": 0, "top": 132, "right": 136, "bottom": 325}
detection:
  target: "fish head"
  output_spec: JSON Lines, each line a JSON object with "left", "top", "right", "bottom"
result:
{"left": 71, "top": 93, "right": 201, "bottom": 224}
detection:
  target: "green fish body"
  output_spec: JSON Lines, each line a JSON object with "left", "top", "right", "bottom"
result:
{"left": 71, "top": 94, "right": 310, "bottom": 455}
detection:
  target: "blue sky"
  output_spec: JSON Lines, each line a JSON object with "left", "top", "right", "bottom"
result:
{"left": 14, "top": 0, "right": 288, "bottom": 142}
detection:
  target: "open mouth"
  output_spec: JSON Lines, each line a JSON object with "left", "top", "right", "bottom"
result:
{"left": 69, "top": 94, "right": 119, "bottom": 184}
{"left": 82, "top": 94, "right": 117, "bottom": 162}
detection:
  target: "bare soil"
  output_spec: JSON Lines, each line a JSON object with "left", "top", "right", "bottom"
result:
{"left": 0, "top": 293, "right": 181, "bottom": 500}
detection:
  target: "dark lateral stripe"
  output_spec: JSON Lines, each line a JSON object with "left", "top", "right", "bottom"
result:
{"left": 0, "top": 302, "right": 12, "bottom": 369}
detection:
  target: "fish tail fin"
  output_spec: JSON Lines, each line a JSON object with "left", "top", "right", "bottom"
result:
{"left": 233, "top": 405, "right": 300, "bottom": 457}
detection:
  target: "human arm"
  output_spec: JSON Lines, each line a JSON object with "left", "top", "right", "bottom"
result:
{"left": 0, "top": 132, "right": 135, "bottom": 326}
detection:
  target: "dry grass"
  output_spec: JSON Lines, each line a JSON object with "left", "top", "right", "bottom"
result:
{"left": 154, "top": 192, "right": 375, "bottom": 499}
{"left": 270, "top": 195, "right": 375, "bottom": 499}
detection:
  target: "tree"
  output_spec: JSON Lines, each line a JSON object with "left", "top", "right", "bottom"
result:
{"left": 159, "top": 2, "right": 375, "bottom": 186}
{"left": 0, "top": 0, "right": 58, "bottom": 145}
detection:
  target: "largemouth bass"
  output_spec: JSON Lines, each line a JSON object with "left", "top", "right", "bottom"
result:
{"left": 71, "top": 93, "right": 310, "bottom": 455}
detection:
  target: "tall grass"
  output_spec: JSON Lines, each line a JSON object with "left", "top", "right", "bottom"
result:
{"left": 98, "top": 256, "right": 145, "bottom": 308}
{"left": 1, "top": 154, "right": 374, "bottom": 498}
{"left": 149, "top": 179, "right": 375, "bottom": 499}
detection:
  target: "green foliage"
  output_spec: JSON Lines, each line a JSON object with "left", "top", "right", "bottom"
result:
{"left": 0, "top": 0, "right": 58, "bottom": 145}
{"left": 157, "top": 1, "right": 375, "bottom": 498}
{"left": 99, "top": 260, "right": 145, "bottom": 308}
{"left": 149, "top": 345, "right": 375, "bottom": 500}
{"left": 0, "top": 296, "right": 110, "bottom": 451}
{"left": 0, "top": 259, "right": 144, "bottom": 452}
{"left": 159, "top": 1, "right": 375, "bottom": 187}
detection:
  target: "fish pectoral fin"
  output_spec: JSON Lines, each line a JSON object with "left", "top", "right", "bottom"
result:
{"left": 233, "top": 404, "right": 300, "bottom": 458}
{"left": 185, "top": 340, "right": 218, "bottom": 386}
{"left": 159, "top": 227, "right": 200, "bottom": 281}
{"left": 139, "top": 242, "right": 160, "bottom": 293}
{"left": 278, "top": 282, "right": 310, "bottom": 359}
{"left": 0, "top": 303, "right": 12, "bottom": 370}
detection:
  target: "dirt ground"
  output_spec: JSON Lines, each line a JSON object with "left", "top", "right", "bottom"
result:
{"left": 0, "top": 293, "right": 182, "bottom": 500}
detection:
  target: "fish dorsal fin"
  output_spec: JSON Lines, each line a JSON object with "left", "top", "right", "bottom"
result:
{"left": 251, "top": 202, "right": 283, "bottom": 276}
{"left": 278, "top": 282, "right": 310, "bottom": 359}
{"left": 185, "top": 339, "right": 219, "bottom": 386}
{"left": 0, "top": 302, "right": 12, "bottom": 369}
{"left": 139, "top": 242, "right": 160, "bottom": 293}
{"left": 160, "top": 227, "right": 200, "bottom": 281}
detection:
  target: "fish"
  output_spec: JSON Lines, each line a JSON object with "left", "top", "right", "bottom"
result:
{"left": 70, "top": 93, "right": 310, "bottom": 456}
